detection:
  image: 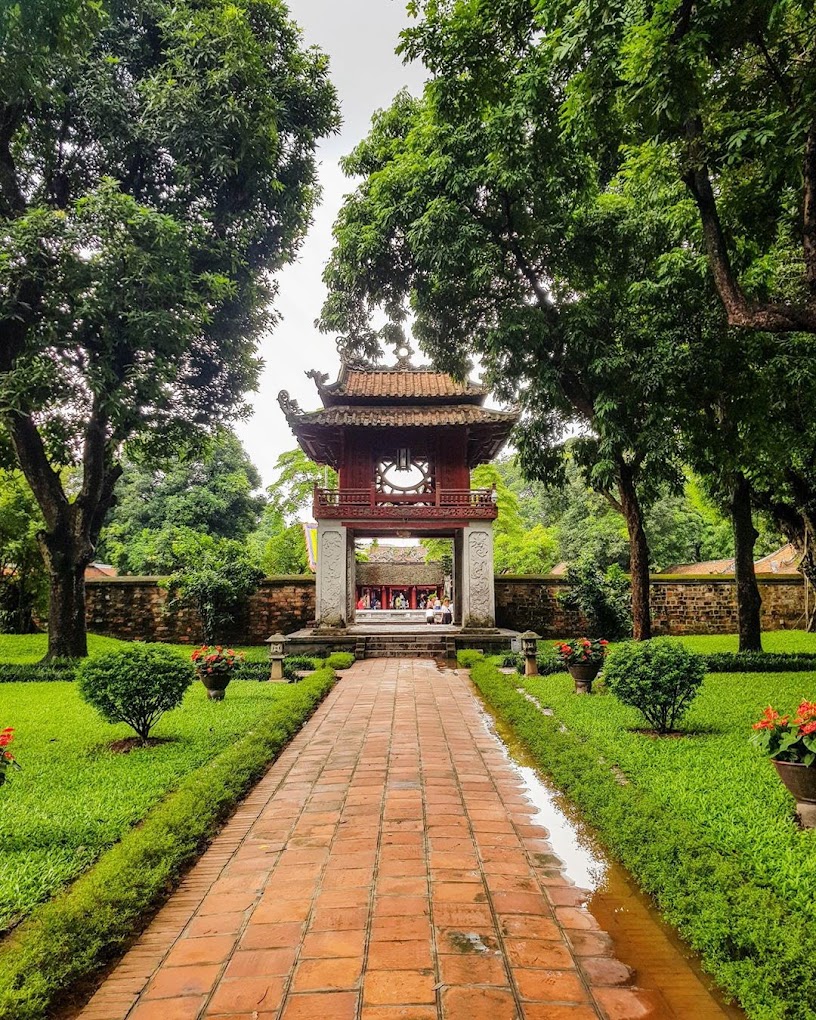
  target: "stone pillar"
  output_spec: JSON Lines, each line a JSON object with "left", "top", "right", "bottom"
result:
{"left": 460, "top": 521, "right": 496, "bottom": 628}
{"left": 346, "top": 528, "right": 357, "bottom": 624}
{"left": 315, "top": 522, "right": 349, "bottom": 628}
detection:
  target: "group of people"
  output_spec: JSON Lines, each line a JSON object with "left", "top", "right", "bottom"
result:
{"left": 425, "top": 596, "right": 453, "bottom": 625}
{"left": 354, "top": 589, "right": 454, "bottom": 623}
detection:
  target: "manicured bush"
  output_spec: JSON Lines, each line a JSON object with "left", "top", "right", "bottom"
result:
{"left": 456, "top": 649, "right": 484, "bottom": 667}
{"left": 604, "top": 640, "right": 705, "bottom": 733}
{"left": 497, "top": 651, "right": 522, "bottom": 669}
{"left": 77, "top": 645, "right": 194, "bottom": 742}
{"left": 325, "top": 651, "right": 355, "bottom": 670}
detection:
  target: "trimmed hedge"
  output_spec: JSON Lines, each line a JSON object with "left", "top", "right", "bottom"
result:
{"left": 325, "top": 651, "right": 355, "bottom": 670}
{"left": 0, "top": 662, "right": 77, "bottom": 684}
{"left": 456, "top": 649, "right": 484, "bottom": 668}
{"left": 0, "top": 668, "right": 336, "bottom": 1020}
{"left": 703, "top": 651, "right": 816, "bottom": 673}
{"left": 469, "top": 658, "right": 816, "bottom": 1020}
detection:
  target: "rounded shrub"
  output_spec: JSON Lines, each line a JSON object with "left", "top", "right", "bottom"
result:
{"left": 603, "top": 640, "right": 706, "bottom": 734}
{"left": 325, "top": 651, "right": 355, "bottom": 670}
{"left": 77, "top": 645, "right": 195, "bottom": 743}
{"left": 457, "top": 649, "right": 484, "bottom": 668}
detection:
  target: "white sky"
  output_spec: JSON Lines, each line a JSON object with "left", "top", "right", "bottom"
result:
{"left": 235, "top": 0, "right": 426, "bottom": 487}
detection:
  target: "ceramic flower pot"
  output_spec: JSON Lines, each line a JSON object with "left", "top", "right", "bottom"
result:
{"left": 198, "top": 672, "right": 231, "bottom": 701}
{"left": 568, "top": 662, "right": 601, "bottom": 695}
{"left": 773, "top": 760, "right": 816, "bottom": 828}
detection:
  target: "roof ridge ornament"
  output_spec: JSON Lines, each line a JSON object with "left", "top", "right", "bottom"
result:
{"left": 393, "top": 341, "right": 415, "bottom": 371}
{"left": 277, "top": 390, "right": 302, "bottom": 419}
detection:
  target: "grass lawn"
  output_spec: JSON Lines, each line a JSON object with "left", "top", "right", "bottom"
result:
{"left": 0, "top": 633, "right": 270, "bottom": 664}
{"left": 471, "top": 630, "right": 816, "bottom": 1019}
{"left": 0, "top": 677, "right": 301, "bottom": 932}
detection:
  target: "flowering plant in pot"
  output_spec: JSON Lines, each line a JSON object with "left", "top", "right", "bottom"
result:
{"left": 0, "top": 727, "right": 21, "bottom": 787}
{"left": 554, "top": 638, "right": 609, "bottom": 693}
{"left": 751, "top": 701, "right": 816, "bottom": 827}
{"left": 191, "top": 646, "right": 245, "bottom": 701}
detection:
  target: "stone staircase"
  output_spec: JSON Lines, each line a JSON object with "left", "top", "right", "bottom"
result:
{"left": 355, "top": 632, "right": 457, "bottom": 660}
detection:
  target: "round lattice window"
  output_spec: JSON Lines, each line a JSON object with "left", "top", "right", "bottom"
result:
{"left": 376, "top": 457, "right": 434, "bottom": 495}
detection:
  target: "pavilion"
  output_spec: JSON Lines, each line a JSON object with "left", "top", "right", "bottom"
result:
{"left": 278, "top": 345, "right": 518, "bottom": 641}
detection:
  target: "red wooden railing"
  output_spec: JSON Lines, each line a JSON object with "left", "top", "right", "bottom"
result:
{"left": 313, "top": 487, "right": 497, "bottom": 520}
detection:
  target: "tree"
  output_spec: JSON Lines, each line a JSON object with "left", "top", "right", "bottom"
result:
{"left": 472, "top": 464, "right": 558, "bottom": 573}
{"left": 554, "top": 0, "right": 816, "bottom": 335}
{"left": 165, "top": 535, "right": 264, "bottom": 644}
{"left": 320, "top": 82, "right": 685, "bottom": 639}
{"left": 0, "top": 471, "right": 47, "bottom": 632}
{"left": 0, "top": 0, "right": 339, "bottom": 657}
{"left": 99, "top": 432, "right": 266, "bottom": 575}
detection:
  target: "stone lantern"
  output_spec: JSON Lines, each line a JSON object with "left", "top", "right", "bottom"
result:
{"left": 266, "top": 633, "right": 288, "bottom": 682}
{"left": 520, "top": 630, "right": 540, "bottom": 676}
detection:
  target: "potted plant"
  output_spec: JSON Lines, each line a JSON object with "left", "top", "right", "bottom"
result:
{"left": 751, "top": 701, "right": 816, "bottom": 827}
{"left": 554, "top": 638, "right": 609, "bottom": 694}
{"left": 191, "top": 645, "right": 245, "bottom": 701}
{"left": 0, "top": 727, "right": 21, "bottom": 787}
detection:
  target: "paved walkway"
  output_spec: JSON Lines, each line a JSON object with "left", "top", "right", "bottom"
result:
{"left": 78, "top": 660, "right": 659, "bottom": 1020}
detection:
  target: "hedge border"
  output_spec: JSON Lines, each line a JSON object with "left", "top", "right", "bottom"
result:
{"left": 702, "top": 651, "right": 816, "bottom": 673}
{"left": 468, "top": 658, "right": 816, "bottom": 1020}
{"left": 0, "top": 667, "right": 336, "bottom": 1020}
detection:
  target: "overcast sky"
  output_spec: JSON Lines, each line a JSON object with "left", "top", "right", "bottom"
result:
{"left": 235, "top": 0, "right": 426, "bottom": 487}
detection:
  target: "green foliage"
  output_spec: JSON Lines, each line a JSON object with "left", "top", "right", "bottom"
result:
{"left": 325, "top": 652, "right": 355, "bottom": 670}
{"left": 472, "top": 464, "right": 558, "bottom": 573}
{"left": 471, "top": 656, "right": 816, "bottom": 1020}
{"left": 0, "top": 471, "right": 47, "bottom": 633}
{"left": 704, "top": 652, "right": 816, "bottom": 674}
{"left": 0, "top": 668, "right": 335, "bottom": 1019}
{"left": 0, "top": 662, "right": 76, "bottom": 684}
{"left": 0, "top": 0, "right": 338, "bottom": 654}
{"left": 99, "top": 433, "right": 266, "bottom": 576}
{"left": 456, "top": 649, "right": 484, "bottom": 668}
{"left": 77, "top": 646, "right": 194, "bottom": 742}
{"left": 560, "top": 561, "right": 632, "bottom": 639}
{"left": 604, "top": 641, "right": 706, "bottom": 734}
{"left": 165, "top": 541, "right": 264, "bottom": 644}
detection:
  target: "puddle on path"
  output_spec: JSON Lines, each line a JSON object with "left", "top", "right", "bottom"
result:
{"left": 475, "top": 687, "right": 746, "bottom": 1020}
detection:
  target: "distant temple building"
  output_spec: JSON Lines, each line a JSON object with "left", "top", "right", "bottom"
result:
{"left": 279, "top": 345, "right": 517, "bottom": 629}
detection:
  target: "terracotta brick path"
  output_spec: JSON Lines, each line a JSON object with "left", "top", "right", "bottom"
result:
{"left": 77, "top": 660, "right": 660, "bottom": 1020}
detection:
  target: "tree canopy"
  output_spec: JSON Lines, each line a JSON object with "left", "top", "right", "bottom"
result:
{"left": 0, "top": 0, "right": 339, "bottom": 655}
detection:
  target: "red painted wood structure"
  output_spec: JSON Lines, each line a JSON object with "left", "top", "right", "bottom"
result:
{"left": 278, "top": 346, "right": 518, "bottom": 628}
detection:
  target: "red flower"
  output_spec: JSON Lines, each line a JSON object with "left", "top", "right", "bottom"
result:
{"left": 800, "top": 720, "right": 816, "bottom": 736}
{"left": 0, "top": 728, "right": 13, "bottom": 748}
{"left": 753, "top": 706, "right": 788, "bottom": 730}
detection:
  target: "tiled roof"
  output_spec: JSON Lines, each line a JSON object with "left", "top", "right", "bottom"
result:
{"left": 330, "top": 370, "right": 485, "bottom": 400}
{"left": 662, "top": 558, "right": 736, "bottom": 575}
{"left": 296, "top": 405, "right": 516, "bottom": 428}
{"left": 754, "top": 543, "right": 802, "bottom": 574}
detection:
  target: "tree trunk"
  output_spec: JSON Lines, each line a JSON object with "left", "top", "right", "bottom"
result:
{"left": 730, "top": 472, "right": 762, "bottom": 652}
{"left": 38, "top": 529, "right": 94, "bottom": 660}
{"left": 617, "top": 461, "right": 652, "bottom": 641}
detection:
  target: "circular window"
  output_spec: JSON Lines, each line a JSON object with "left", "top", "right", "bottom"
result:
{"left": 376, "top": 458, "right": 433, "bottom": 495}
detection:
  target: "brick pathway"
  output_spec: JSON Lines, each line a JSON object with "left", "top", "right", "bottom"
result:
{"left": 77, "top": 660, "right": 663, "bottom": 1020}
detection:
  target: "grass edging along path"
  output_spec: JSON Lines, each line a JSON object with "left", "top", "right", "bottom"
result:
{"left": 0, "top": 667, "right": 335, "bottom": 1020}
{"left": 468, "top": 658, "right": 816, "bottom": 1020}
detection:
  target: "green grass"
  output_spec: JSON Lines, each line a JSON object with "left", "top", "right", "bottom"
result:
{"left": 0, "top": 667, "right": 335, "bottom": 1020}
{"left": 0, "top": 633, "right": 271, "bottom": 665}
{"left": 0, "top": 678, "right": 305, "bottom": 931}
{"left": 469, "top": 653, "right": 816, "bottom": 1020}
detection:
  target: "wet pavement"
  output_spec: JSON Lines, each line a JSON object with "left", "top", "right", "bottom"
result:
{"left": 76, "top": 659, "right": 743, "bottom": 1020}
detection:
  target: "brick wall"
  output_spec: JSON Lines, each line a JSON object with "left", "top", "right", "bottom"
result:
{"left": 86, "top": 572, "right": 806, "bottom": 644}
{"left": 495, "top": 574, "right": 807, "bottom": 637}
{"left": 85, "top": 576, "right": 316, "bottom": 645}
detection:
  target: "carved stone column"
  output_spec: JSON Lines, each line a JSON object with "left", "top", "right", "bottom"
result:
{"left": 460, "top": 521, "right": 496, "bottom": 628}
{"left": 315, "top": 522, "right": 349, "bottom": 628}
